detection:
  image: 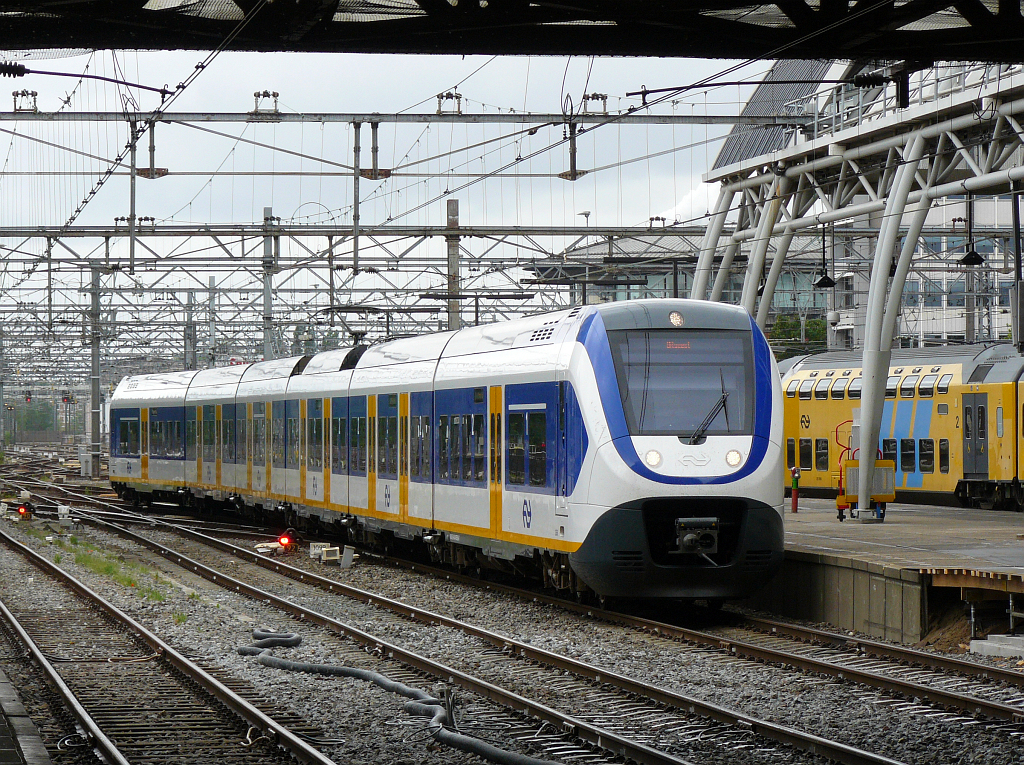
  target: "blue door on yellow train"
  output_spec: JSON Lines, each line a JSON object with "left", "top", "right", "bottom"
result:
{"left": 963, "top": 392, "right": 989, "bottom": 479}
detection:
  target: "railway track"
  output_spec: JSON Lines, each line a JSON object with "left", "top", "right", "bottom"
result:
{"left": 0, "top": 526, "right": 336, "bottom": 765}
{"left": 49, "top": 509, "right": 915, "bottom": 765}
{"left": 8, "top": 464, "right": 1024, "bottom": 762}
{"left": 11, "top": 468, "right": 1024, "bottom": 724}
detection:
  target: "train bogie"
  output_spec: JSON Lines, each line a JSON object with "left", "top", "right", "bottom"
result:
{"left": 110, "top": 299, "right": 785, "bottom": 600}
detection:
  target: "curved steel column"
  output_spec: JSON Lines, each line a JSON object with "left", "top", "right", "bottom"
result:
{"left": 857, "top": 134, "right": 926, "bottom": 509}
{"left": 710, "top": 241, "right": 740, "bottom": 302}
{"left": 741, "top": 177, "right": 787, "bottom": 314}
{"left": 691, "top": 186, "right": 735, "bottom": 300}
{"left": 755, "top": 228, "right": 796, "bottom": 329}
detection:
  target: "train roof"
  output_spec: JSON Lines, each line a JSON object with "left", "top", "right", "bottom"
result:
{"left": 237, "top": 355, "right": 310, "bottom": 382}
{"left": 785, "top": 343, "right": 1024, "bottom": 384}
{"left": 111, "top": 370, "right": 200, "bottom": 407}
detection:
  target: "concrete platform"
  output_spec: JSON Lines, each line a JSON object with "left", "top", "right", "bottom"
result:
{"left": 745, "top": 497, "right": 1024, "bottom": 644}
{"left": 0, "top": 669, "right": 50, "bottom": 765}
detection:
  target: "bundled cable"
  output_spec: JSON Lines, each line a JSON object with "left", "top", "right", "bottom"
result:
{"left": 239, "top": 630, "right": 561, "bottom": 765}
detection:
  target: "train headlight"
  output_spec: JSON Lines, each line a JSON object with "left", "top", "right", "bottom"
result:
{"left": 725, "top": 449, "right": 742, "bottom": 467}
{"left": 669, "top": 311, "right": 684, "bottom": 327}
{"left": 644, "top": 450, "right": 662, "bottom": 467}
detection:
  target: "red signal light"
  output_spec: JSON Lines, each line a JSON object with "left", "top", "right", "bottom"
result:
{"left": 278, "top": 535, "right": 291, "bottom": 547}
{"left": 16, "top": 505, "right": 27, "bottom": 515}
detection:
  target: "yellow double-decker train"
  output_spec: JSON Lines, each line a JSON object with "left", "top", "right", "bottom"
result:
{"left": 780, "top": 344, "right": 1024, "bottom": 509}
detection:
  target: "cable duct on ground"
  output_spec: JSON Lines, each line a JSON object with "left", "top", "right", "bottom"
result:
{"left": 238, "top": 630, "right": 561, "bottom": 765}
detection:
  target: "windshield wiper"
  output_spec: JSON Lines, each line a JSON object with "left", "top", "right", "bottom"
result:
{"left": 688, "top": 389, "right": 729, "bottom": 445}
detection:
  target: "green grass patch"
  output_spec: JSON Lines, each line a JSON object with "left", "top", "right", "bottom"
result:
{"left": 140, "top": 587, "right": 165, "bottom": 602}
{"left": 173, "top": 612, "right": 188, "bottom": 625}
{"left": 73, "top": 549, "right": 170, "bottom": 600}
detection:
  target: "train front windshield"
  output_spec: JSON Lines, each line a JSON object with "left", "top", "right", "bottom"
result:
{"left": 608, "top": 329, "right": 754, "bottom": 437}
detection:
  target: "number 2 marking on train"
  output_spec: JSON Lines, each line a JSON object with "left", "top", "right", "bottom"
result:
{"left": 522, "top": 499, "right": 533, "bottom": 529}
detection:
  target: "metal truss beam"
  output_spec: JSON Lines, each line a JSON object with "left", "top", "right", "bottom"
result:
{"left": 0, "top": 111, "right": 812, "bottom": 127}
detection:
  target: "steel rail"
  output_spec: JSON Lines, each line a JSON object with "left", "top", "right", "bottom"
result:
{"left": 384, "top": 561, "right": 1024, "bottom": 723}
{"left": 0, "top": 597, "right": 131, "bottom": 765}
{"left": 81, "top": 510, "right": 907, "bottom": 765}
{"left": 0, "top": 526, "right": 338, "bottom": 765}
{"left": 358, "top": 556, "right": 1024, "bottom": 698}
{"left": 736, "top": 613, "right": 1024, "bottom": 689}
{"left": 70, "top": 513, "right": 702, "bottom": 765}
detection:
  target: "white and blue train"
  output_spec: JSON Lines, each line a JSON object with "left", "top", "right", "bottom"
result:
{"left": 109, "top": 299, "right": 785, "bottom": 601}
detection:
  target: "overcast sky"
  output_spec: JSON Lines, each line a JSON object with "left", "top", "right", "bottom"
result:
{"left": 4, "top": 51, "right": 768, "bottom": 234}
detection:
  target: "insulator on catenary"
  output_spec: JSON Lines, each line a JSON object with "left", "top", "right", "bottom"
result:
{"left": 852, "top": 72, "right": 887, "bottom": 88}
{"left": 0, "top": 62, "right": 27, "bottom": 78}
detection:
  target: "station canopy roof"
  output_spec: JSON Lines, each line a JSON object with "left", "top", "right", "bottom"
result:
{"left": 0, "top": 0, "right": 1020, "bottom": 62}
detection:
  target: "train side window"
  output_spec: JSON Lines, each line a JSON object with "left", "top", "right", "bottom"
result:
{"left": 422, "top": 417, "right": 431, "bottom": 480}
{"left": 786, "top": 380, "right": 799, "bottom": 397}
{"left": 118, "top": 418, "right": 140, "bottom": 457}
{"left": 899, "top": 375, "right": 919, "bottom": 398}
{"left": 964, "top": 406, "right": 973, "bottom": 439}
{"left": 462, "top": 415, "right": 473, "bottom": 482}
{"left": 271, "top": 402, "right": 286, "bottom": 469}
{"left": 900, "top": 439, "right": 916, "bottom": 472}
{"left": 939, "top": 439, "right": 950, "bottom": 473}
{"left": 438, "top": 415, "right": 450, "bottom": 480}
{"left": 187, "top": 407, "right": 199, "bottom": 461}
{"left": 918, "top": 374, "right": 937, "bottom": 397}
{"left": 848, "top": 377, "right": 862, "bottom": 399}
{"left": 473, "top": 413, "right": 486, "bottom": 482}
{"left": 815, "top": 438, "right": 829, "bottom": 471}
{"left": 222, "top": 409, "right": 234, "bottom": 463}
{"left": 358, "top": 417, "right": 367, "bottom": 472}
{"left": 885, "top": 376, "right": 900, "bottom": 398}
{"left": 528, "top": 412, "right": 547, "bottom": 486}
{"left": 882, "top": 439, "right": 897, "bottom": 464}
{"left": 400, "top": 415, "right": 408, "bottom": 477}
{"left": 814, "top": 379, "right": 831, "bottom": 400}
{"left": 287, "top": 411, "right": 300, "bottom": 469}
{"left": 787, "top": 438, "right": 796, "bottom": 469}
{"left": 410, "top": 417, "right": 421, "bottom": 478}
{"left": 799, "top": 438, "right": 812, "bottom": 470}
{"left": 919, "top": 439, "right": 934, "bottom": 473}
{"left": 493, "top": 413, "right": 501, "bottom": 484}
{"left": 937, "top": 403, "right": 948, "bottom": 415}
{"left": 830, "top": 378, "right": 848, "bottom": 399}
{"left": 388, "top": 415, "right": 398, "bottom": 476}
{"left": 252, "top": 403, "right": 266, "bottom": 465}
{"left": 978, "top": 406, "right": 987, "bottom": 440}
{"left": 997, "top": 407, "right": 1004, "bottom": 438}
{"left": 798, "top": 379, "right": 814, "bottom": 400}
{"left": 937, "top": 374, "right": 953, "bottom": 394}
{"left": 150, "top": 421, "right": 161, "bottom": 458}
{"left": 238, "top": 416, "right": 247, "bottom": 465}
{"left": 368, "top": 415, "right": 375, "bottom": 474}
{"left": 202, "top": 405, "right": 216, "bottom": 463}
{"left": 307, "top": 411, "right": 323, "bottom": 471}
{"left": 508, "top": 413, "right": 526, "bottom": 485}
{"left": 332, "top": 416, "right": 347, "bottom": 473}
